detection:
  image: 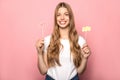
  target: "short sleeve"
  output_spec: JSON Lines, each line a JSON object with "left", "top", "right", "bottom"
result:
{"left": 78, "top": 36, "right": 86, "bottom": 48}
{"left": 44, "top": 35, "right": 51, "bottom": 53}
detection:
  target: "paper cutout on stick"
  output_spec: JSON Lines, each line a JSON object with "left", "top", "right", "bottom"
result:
{"left": 82, "top": 26, "right": 91, "bottom": 40}
{"left": 82, "top": 26, "right": 91, "bottom": 32}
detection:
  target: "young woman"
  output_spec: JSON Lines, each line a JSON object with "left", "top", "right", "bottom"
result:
{"left": 36, "top": 2, "right": 90, "bottom": 80}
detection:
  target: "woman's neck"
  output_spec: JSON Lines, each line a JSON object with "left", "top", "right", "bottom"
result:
{"left": 59, "top": 28, "right": 69, "bottom": 39}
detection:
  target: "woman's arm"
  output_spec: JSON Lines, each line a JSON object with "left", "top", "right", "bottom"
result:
{"left": 36, "top": 39, "right": 48, "bottom": 75}
{"left": 77, "top": 58, "right": 88, "bottom": 74}
{"left": 77, "top": 43, "right": 90, "bottom": 74}
{"left": 37, "top": 53, "right": 48, "bottom": 75}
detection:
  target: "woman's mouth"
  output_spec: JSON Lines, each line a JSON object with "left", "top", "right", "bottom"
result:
{"left": 59, "top": 21, "right": 66, "bottom": 25}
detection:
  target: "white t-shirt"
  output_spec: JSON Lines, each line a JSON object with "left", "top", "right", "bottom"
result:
{"left": 44, "top": 35, "right": 86, "bottom": 80}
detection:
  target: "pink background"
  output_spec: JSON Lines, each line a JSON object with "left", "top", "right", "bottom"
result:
{"left": 0, "top": 0, "right": 120, "bottom": 80}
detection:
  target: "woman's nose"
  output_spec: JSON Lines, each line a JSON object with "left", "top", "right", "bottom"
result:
{"left": 60, "top": 15, "right": 64, "bottom": 20}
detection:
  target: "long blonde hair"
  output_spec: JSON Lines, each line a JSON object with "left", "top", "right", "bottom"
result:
{"left": 47, "top": 2, "right": 82, "bottom": 68}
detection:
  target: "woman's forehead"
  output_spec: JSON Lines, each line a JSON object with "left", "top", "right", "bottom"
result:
{"left": 57, "top": 7, "right": 68, "bottom": 13}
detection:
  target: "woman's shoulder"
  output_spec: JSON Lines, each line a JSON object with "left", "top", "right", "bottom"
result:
{"left": 78, "top": 36, "right": 85, "bottom": 41}
{"left": 44, "top": 35, "right": 51, "bottom": 40}
{"left": 44, "top": 35, "right": 51, "bottom": 52}
{"left": 78, "top": 35, "right": 86, "bottom": 48}
{"left": 44, "top": 35, "right": 51, "bottom": 43}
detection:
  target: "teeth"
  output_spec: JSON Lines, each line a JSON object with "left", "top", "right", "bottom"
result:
{"left": 60, "top": 21, "right": 66, "bottom": 25}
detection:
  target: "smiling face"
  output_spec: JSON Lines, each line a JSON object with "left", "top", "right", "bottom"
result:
{"left": 56, "top": 7, "right": 70, "bottom": 29}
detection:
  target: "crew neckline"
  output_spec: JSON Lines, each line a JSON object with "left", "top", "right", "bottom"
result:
{"left": 60, "top": 38, "right": 69, "bottom": 41}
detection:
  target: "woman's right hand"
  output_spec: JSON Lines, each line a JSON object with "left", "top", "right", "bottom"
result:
{"left": 35, "top": 39, "right": 44, "bottom": 55}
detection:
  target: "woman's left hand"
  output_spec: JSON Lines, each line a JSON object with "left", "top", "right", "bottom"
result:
{"left": 81, "top": 43, "right": 91, "bottom": 59}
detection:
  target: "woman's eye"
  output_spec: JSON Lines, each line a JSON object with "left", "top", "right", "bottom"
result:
{"left": 65, "top": 13, "right": 69, "bottom": 16}
{"left": 57, "top": 14, "right": 60, "bottom": 16}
